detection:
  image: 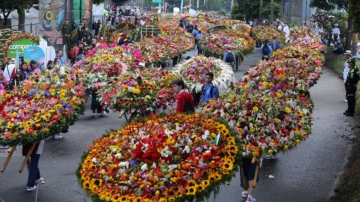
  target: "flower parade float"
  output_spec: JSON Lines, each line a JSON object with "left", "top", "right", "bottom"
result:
{"left": 77, "top": 113, "right": 241, "bottom": 202}
{"left": 1, "top": 68, "right": 86, "bottom": 172}
{"left": 253, "top": 25, "right": 285, "bottom": 43}
{"left": 216, "top": 30, "right": 255, "bottom": 56}
{"left": 200, "top": 27, "right": 324, "bottom": 179}
{"left": 172, "top": 56, "right": 236, "bottom": 93}
{"left": 198, "top": 32, "right": 243, "bottom": 58}
{"left": 96, "top": 69, "right": 178, "bottom": 122}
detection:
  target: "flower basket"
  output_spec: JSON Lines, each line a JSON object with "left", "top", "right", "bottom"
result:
{"left": 77, "top": 113, "right": 241, "bottom": 202}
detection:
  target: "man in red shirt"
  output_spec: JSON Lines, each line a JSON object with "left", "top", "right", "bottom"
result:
{"left": 172, "top": 80, "right": 195, "bottom": 113}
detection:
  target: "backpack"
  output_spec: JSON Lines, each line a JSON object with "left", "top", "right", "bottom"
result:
{"left": 262, "top": 45, "right": 270, "bottom": 55}
{"left": 225, "top": 52, "right": 235, "bottom": 63}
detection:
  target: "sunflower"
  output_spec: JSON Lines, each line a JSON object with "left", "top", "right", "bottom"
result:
{"left": 222, "top": 161, "right": 234, "bottom": 171}
{"left": 197, "top": 184, "right": 204, "bottom": 192}
{"left": 187, "top": 179, "right": 196, "bottom": 187}
{"left": 208, "top": 173, "right": 216, "bottom": 181}
{"left": 186, "top": 185, "right": 197, "bottom": 195}
{"left": 119, "top": 196, "right": 127, "bottom": 201}
{"left": 82, "top": 181, "right": 91, "bottom": 189}
{"left": 24, "top": 125, "right": 30, "bottom": 131}
{"left": 7, "top": 123, "right": 14, "bottom": 129}
{"left": 167, "top": 197, "right": 175, "bottom": 202}
{"left": 214, "top": 173, "right": 221, "bottom": 181}
{"left": 90, "top": 185, "right": 98, "bottom": 193}
{"left": 201, "top": 179, "right": 210, "bottom": 188}
{"left": 21, "top": 89, "right": 28, "bottom": 95}
{"left": 55, "top": 104, "right": 62, "bottom": 109}
{"left": 5, "top": 94, "right": 11, "bottom": 98}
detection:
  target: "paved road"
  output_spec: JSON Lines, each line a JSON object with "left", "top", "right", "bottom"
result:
{"left": 0, "top": 50, "right": 352, "bottom": 202}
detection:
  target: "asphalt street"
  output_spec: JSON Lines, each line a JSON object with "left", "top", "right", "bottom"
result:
{"left": 0, "top": 49, "right": 353, "bottom": 202}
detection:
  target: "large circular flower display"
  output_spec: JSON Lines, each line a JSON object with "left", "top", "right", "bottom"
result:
{"left": 253, "top": 25, "right": 285, "bottom": 42}
{"left": 77, "top": 114, "right": 241, "bottom": 202}
{"left": 198, "top": 32, "right": 243, "bottom": 58}
{"left": 172, "top": 56, "right": 236, "bottom": 93}
{"left": 0, "top": 69, "right": 85, "bottom": 146}
{"left": 215, "top": 30, "right": 255, "bottom": 55}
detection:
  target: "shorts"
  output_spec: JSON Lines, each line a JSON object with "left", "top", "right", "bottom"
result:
{"left": 240, "top": 157, "right": 259, "bottom": 188}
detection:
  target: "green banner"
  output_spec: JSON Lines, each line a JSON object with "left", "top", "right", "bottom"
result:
{"left": 7, "top": 38, "right": 37, "bottom": 59}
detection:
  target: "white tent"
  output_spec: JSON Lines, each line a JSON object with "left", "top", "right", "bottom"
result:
{"left": 92, "top": 3, "right": 105, "bottom": 22}
{"left": 10, "top": 8, "right": 39, "bottom": 34}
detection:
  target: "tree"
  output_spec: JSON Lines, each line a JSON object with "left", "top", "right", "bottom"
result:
{"left": 310, "top": 0, "right": 353, "bottom": 50}
{"left": 349, "top": 0, "right": 360, "bottom": 32}
{"left": 1, "top": 0, "right": 36, "bottom": 28}
{"left": 217, "top": 9, "right": 227, "bottom": 16}
{"left": 231, "top": 0, "right": 280, "bottom": 21}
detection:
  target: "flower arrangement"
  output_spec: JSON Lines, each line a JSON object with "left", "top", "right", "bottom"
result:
{"left": 216, "top": 20, "right": 242, "bottom": 27}
{"left": 189, "top": 19, "right": 214, "bottom": 33}
{"left": 215, "top": 30, "right": 254, "bottom": 55}
{"left": 129, "top": 40, "right": 170, "bottom": 63}
{"left": 198, "top": 33, "right": 243, "bottom": 58}
{"left": 77, "top": 113, "right": 241, "bottom": 202}
{"left": 0, "top": 69, "right": 85, "bottom": 146}
{"left": 253, "top": 25, "right": 285, "bottom": 43}
{"left": 172, "top": 56, "right": 236, "bottom": 93}
{"left": 97, "top": 69, "right": 179, "bottom": 121}
{"left": 232, "top": 23, "right": 251, "bottom": 34}
{"left": 152, "top": 35, "right": 195, "bottom": 58}
{"left": 200, "top": 28, "right": 324, "bottom": 157}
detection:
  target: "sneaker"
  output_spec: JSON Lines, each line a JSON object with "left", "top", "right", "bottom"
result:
{"left": 94, "top": 113, "right": 100, "bottom": 118}
{"left": 54, "top": 134, "right": 62, "bottom": 139}
{"left": 26, "top": 186, "right": 36, "bottom": 192}
{"left": 35, "top": 177, "right": 45, "bottom": 184}
{"left": 241, "top": 190, "right": 248, "bottom": 198}
{"left": 246, "top": 195, "right": 256, "bottom": 202}
{"left": 344, "top": 99, "right": 348, "bottom": 102}
{"left": 100, "top": 111, "right": 106, "bottom": 117}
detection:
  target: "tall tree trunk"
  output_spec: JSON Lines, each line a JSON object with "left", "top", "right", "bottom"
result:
{"left": 345, "top": 15, "right": 353, "bottom": 51}
{"left": 17, "top": 8, "right": 26, "bottom": 31}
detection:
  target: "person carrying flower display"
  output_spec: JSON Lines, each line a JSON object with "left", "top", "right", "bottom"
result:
{"left": 199, "top": 72, "right": 219, "bottom": 104}
{"left": 91, "top": 90, "right": 105, "bottom": 118}
{"left": 3, "top": 58, "right": 16, "bottom": 82}
{"left": 269, "top": 36, "right": 280, "bottom": 51}
{"left": 22, "top": 140, "right": 45, "bottom": 192}
{"left": 240, "top": 157, "right": 260, "bottom": 202}
{"left": 344, "top": 58, "right": 360, "bottom": 116}
{"left": 172, "top": 79, "right": 195, "bottom": 113}
{"left": 260, "top": 40, "right": 273, "bottom": 61}
{"left": 223, "top": 45, "right": 236, "bottom": 69}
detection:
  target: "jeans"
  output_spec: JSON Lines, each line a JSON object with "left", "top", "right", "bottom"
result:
{"left": 27, "top": 154, "right": 41, "bottom": 187}
{"left": 240, "top": 158, "right": 259, "bottom": 188}
{"left": 345, "top": 84, "right": 349, "bottom": 100}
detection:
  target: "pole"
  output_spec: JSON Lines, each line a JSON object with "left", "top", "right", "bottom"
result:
{"left": 270, "top": 0, "right": 274, "bottom": 22}
{"left": 259, "top": 0, "right": 263, "bottom": 22}
{"left": 197, "top": 0, "right": 199, "bottom": 8}
{"left": 231, "top": 0, "right": 234, "bottom": 13}
{"left": 80, "top": 0, "right": 82, "bottom": 24}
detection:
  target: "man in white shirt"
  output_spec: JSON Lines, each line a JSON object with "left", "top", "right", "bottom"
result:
{"left": 283, "top": 23, "right": 290, "bottom": 35}
{"left": 3, "top": 58, "right": 16, "bottom": 82}
{"left": 332, "top": 23, "right": 340, "bottom": 42}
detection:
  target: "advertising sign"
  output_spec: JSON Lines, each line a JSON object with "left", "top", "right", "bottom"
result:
{"left": 24, "top": 46, "right": 46, "bottom": 66}
{"left": 7, "top": 38, "right": 37, "bottom": 59}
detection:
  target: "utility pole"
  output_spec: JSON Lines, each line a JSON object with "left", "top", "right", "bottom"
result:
{"left": 197, "top": 0, "right": 199, "bottom": 8}
{"left": 270, "top": 0, "right": 274, "bottom": 22}
{"left": 231, "top": 0, "right": 234, "bottom": 12}
{"left": 259, "top": 0, "right": 263, "bottom": 22}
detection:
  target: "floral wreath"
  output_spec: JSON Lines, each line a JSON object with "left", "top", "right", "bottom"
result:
{"left": 3, "top": 33, "right": 40, "bottom": 63}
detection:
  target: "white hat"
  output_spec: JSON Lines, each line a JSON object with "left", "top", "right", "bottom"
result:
{"left": 344, "top": 50, "right": 352, "bottom": 55}
{"left": 334, "top": 23, "right": 338, "bottom": 26}
{"left": 357, "top": 43, "right": 360, "bottom": 46}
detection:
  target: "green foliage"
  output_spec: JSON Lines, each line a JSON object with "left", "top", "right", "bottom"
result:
{"left": 217, "top": 9, "right": 227, "bottom": 16}
{"left": 349, "top": 0, "right": 360, "bottom": 32}
{"left": 231, "top": 0, "right": 280, "bottom": 20}
{"left": 311, "top": 9, "right": 348, "bottom": 44}
{"left": 310, "top": 0, "right": 348, "bottom": 12}
{"left": 93, "top": 0, "right": 106, "bottom": 5}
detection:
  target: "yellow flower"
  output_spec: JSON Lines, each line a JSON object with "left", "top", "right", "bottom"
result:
{"left": 253, "top": 106, "right": 258, "bottom": 112}
{"left": 186, "top": 185, "right": 197, "bottom": 195}
{"left": 274, "top": 118, "right": 281, "bottom": 124}
{"left": 55, "top": 104, "right": 62, "bottom": 109}
{"left": 7, "top": 123, "right": 14, "bottom": 129}
{"left": 24, "top": 125, "right": 30, "bottom": 131}
{"left": 5, "top": 94, "right": 11, "bottom": 98}
{"left": 133, "top": 88, "right": 141, "bottom": 94}
{"left": 285, "top": 107, "right": 292, "bottom": 114}
{"left": 22, "top": 89, "right": 28, "bottom": 95}
{"left": 201, "top": 179, "right": 210, "bottom": 188}
{"left": 11, "top": 112, "right": 17, "bottom": 117}
{"left": 82, "top": 181, "right": 91, "bottom": 189}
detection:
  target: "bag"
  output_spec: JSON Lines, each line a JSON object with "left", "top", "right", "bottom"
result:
{"left": 262, "top": 45, "right": 270, "bottom": 55}
{"left": 225, "top": 52, "right": 235, "bottom": 63}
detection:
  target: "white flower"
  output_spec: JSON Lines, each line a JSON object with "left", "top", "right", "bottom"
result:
{"left": 182, "top": 145, "right": 190, "bottom": 154}
{"left": 168, "top": 164, "right": 178, "bottom": 171}
{"left": 115, "top": 153, "right": 122, "bottom": 159}
{"left": 141, "top": 163, "right": 148, "bottom": 171}
{"left": 119, "top": 161, "right": 129, "bottom": 169}
{"left": 161, "top": 146, "right": 172, "bottom": 157}
{"left": 91, "top": 157, "right": 97, "bottom": 163}
{"left": 202, "top": 130, "right": 210, "bottom": 140}
{"left": 164, "top": 128, "right": 174, "bottom": 135}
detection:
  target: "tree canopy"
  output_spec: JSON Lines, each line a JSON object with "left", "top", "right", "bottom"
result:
{"left": 1, "top": 0, "right": 37, "bottom": 25}
{"left": 231, "top": 0, "right": 280, "bottom": 20}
